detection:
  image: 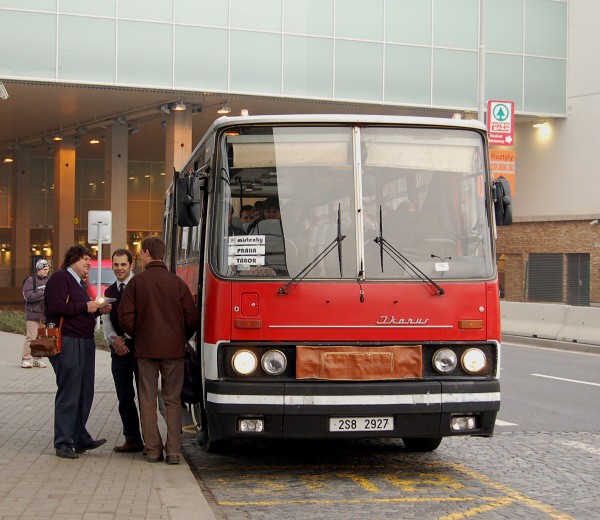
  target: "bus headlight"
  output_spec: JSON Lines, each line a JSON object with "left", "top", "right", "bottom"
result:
{"left": 461, "top": 348, "right": 487, "bottom": 374}
{"left": 261, "top": 350, "right": 287, "bottom": 376}
{"left": 232, "top": 350, "right": 258, "bottom": 375}
{"left": 432, "top": 349, "right": 458, "bottom": 374}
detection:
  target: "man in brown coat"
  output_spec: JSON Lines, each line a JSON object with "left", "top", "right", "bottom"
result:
{"left": 118, "top": 236, "right": 199, "bottom": 464}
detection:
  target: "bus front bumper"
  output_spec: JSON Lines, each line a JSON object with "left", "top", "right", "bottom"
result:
{"left": 204, "top": 379, "right": 500, "bottom": 441}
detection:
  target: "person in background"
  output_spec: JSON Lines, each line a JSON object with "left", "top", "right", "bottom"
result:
{"left": 21, "top": 259, "right": 51, "bottom": 368}
{"left": 240, "top": 204, "right": 254, "bottom": 231}
{"left": 102, "top": 248, "right": 144, "bottom": 453}
{"left": 118, "top": 236, "right": 199, "bottom": 465}
{"left": 228, "top": 203, "right": 246, "bottom": 236}
{"left": 246, "top": 200, "right": 266, "bottom": 233}
{"left": 263, "top": 198, "right": 281, "bottom": 220}
{"left": 45, "top": 245, "right": 111, "bottom": 459}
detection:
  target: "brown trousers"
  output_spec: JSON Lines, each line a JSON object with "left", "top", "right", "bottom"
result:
{"left": 137, "top": 358, "right": 184, "bottom": 458}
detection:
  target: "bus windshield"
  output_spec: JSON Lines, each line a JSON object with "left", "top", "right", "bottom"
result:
{"left": 214, "top": 124, "right": 493, "bottom": 281}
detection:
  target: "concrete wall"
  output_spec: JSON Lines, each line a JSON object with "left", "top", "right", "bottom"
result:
{"left": 501, "top": 301, "right": 600, "bottom": 346}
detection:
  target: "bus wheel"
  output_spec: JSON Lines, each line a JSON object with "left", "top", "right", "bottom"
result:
{"left": 197, "top": 429, "right": 231, "bottom": 453}
{"left": 402, "top": 437, "right": 442, "bottom": 452}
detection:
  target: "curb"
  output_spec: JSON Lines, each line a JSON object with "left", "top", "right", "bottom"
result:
{"left": 502, "top": 334, "right": 600, "bottom": 355}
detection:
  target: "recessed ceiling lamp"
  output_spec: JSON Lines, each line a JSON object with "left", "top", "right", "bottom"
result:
{"left": 89, "top": 137, "right": 101, "bottom": 144}
{"left": 172, "top": 101, "right": 186, "bottom": 111}
{"left": 0, "top": 81, "right": 9, "bottom": 100}
{"left": 218, "top": 103, "right": 231, "bottom": 115}
{"left": 532, "top": 122, "right": 549, "bottom": 128}
{"left": 52, "top": 135, "right": 63, "bottom": 141}
{"left": 3, "top": 154, "right": 13, "bottom": 163}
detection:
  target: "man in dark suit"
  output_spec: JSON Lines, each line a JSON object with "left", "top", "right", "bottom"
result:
{"left": 102, "top": 249, "right": 143, "bottom": 453}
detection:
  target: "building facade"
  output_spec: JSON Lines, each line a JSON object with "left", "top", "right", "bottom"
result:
{"left": 1, "top": 0, "right": 598, "bottom": 305}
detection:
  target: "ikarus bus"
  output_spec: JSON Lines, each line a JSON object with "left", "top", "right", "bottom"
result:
{"left": 163, "top": 114, "right": 513, "bottom": 452}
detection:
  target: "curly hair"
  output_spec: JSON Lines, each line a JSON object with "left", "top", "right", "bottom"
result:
{"left": 62, "top": 244, "right": 92, "bottom": 269}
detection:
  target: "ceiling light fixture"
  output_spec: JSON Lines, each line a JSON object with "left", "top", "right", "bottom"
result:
{"left": 218, "top": 103, "right": 231, "bottom": 115}
{"left": 52, "top": 135, "right": 63, "bottom": 141}
{"left": 172, "top": 100, "right": 187, "bottom": 111}
{"left": 0, "top": 81, "right": 9, "bottom": 100}
{"left": 240, "top": 109, "right": 249, "bottom": 117}
{"left": 532, "top": 122, "right": 549, "bottom": 128}
{"left": 160, "top": 105, "right": 170, "bottom": 114}
{"left": 89, "top": 137, "right": 100, "bottom": 144}
{"left": 3, "top": 154, "right": 13, "bottom": 163}
{"left": 116, "top": 115, "right": 127, "bottom": 125}
{"left": 129, "top": 127, "right": 139, "bottom": 135}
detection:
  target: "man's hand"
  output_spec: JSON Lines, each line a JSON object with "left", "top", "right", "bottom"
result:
{"left": 98, "top": 303, "right": 112, "bottom": 315}
{"left": 87, "top": 300, "right": 103, "bottom": 313}
{"left": 112, "top": 335, "right": 130, "bottom": 356}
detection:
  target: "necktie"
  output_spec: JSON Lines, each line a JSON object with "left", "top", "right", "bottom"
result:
{"left": 118, "top": 283, "right": 125, "bottom": 301}
{"left": 80, "top": 279, "right": 86, "bottom": 290}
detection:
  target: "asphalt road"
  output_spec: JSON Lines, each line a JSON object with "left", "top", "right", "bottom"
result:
{"left": 182, "top": 344, "right": 600, "bottom": 519}
{"left": 497, "top": 342, "right": 600, "bottom": 432}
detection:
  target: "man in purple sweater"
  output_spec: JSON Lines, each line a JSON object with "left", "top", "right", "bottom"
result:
{"left": 45, "top": 245, "right": 112, "bottom": 459}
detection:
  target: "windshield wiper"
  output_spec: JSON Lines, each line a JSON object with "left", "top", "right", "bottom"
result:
{"left": 278, "top": 204, "right": 346, "bottom": 295}
{"left": 374, "top": 206, "right": 444, "bottom": 296}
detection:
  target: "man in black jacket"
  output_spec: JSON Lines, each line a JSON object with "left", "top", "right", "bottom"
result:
{"left": 102, "top": 249, "right": 143, "bottom": 453}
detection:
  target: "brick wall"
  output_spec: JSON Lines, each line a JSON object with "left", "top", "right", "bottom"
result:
{"left": 497, "top": 221, "right": 600, "bottom": 306}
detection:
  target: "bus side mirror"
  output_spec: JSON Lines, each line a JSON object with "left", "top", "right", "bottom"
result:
{"left": 175, "top": 176, "right": 203, "bottom": 227}
{"left": 493, "top": 178, "right": 513, "bottom": 226}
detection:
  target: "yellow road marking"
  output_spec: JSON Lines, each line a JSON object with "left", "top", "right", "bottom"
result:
{"left": 181, "top": 423, "right": 196, "bottom": 434}
{"left": 430, "top": 461, "right": 575, "bottom": 520}
{"left": 385, "top": 473, "right": 464, "bottom": 492}
{"left": 299, "top": 475, "right": 329, "bottom": 492}
{"left": 207, "top": 460, "right": 574, "bottom": 518}
{"left": 438, "top": 497, "right": 516, "bottom": 519}
{"left": 337, "top": 474, "right": 379, "bottom": 493}
{"left": 218, "top": 497, "right": 478, "bottom": 507}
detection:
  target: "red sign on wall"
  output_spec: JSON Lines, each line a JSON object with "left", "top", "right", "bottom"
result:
{"left": 487, "top": 100, "right": 515, "bottom": 147}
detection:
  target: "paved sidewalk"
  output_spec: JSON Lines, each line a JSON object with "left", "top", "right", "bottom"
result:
{"left": 0, "top": 331, "right": 215, "bottom": 520}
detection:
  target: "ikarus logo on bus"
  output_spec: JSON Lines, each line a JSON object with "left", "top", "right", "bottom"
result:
{"left": 377, "top": 316, "right": 430, "bottom": 325}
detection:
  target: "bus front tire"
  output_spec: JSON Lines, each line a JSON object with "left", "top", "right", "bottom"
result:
{"left": 197, "top": 429, "right": 231, "bottom": 453}
{"left": 402, "top": 437, "right": 442, "bottom": 452}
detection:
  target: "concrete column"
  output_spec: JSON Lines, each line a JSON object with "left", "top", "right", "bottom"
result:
{"left": 104, "top": 123, "right": 128, "bottom": 255}
{"left": 165, "top": 109, "right": 192, "bottom": 195}
{"left": 53, "top": 141, "right": 76, "bottom": 264}
{"left": 10, "top": 149, "right": 31, "bottom": 286}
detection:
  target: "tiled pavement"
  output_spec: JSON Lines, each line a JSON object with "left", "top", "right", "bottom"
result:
{"left": 0, "top": 331, "right": 215, "bottom": 519}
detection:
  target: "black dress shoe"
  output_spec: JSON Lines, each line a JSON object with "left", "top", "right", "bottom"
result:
{"left": 75, "top": 438, "right": 107, "bottom": 454}
{"left": 56, "top": 445, "right": 79, "bottom": 459}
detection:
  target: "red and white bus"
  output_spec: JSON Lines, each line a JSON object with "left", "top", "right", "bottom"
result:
{"left": 163, "top": 114, "right": 512, "bottom": 452}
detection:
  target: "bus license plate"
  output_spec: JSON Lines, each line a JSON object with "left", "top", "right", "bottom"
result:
{"left": 329, "top": 417, "right": 394, "bottom": 432}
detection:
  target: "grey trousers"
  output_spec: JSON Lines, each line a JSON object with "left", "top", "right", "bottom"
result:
{"left": 49, "top": 336, "right": 96, "bottom": 449}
